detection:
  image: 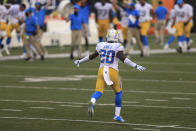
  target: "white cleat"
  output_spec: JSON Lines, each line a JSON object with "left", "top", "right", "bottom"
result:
{"left": 144, "top": 46, "right": 150, "bottom": 56}
{"left": 20, "top": 53, "right": 27, "bottom": 59}
{"left": 163, "top": 44, "right": 169, "bottom": 50}
{"left": 4, "top": 45, "right": 10, "bottom": 55}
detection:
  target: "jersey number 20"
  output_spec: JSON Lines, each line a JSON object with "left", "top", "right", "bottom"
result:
{"left": 100, "top": 49, "right": 115, "bottom": 64}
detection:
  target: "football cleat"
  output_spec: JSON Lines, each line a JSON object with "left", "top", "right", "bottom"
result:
{"left": 176, "top": 47, "right": 182, "bottom": 53}
{"left": 88, "top": 101, "right": 94, "bottom": 118}
{"left": 113, "top": 115, "right": 125, "bottom": 122}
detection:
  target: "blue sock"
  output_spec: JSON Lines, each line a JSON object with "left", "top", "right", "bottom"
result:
{"left": 23, "top": 46, "right": 26, "bottom": 53}
{"left": 141, "top": 36, "right": 148, "bottom": 46}
{"left": 178, "top": 36, "right": 184, "bottom": 42}
{"left": 91, "top": 91, "right": 102, "bottom": 101}
{"left": 17, "top": 36, "right": 21, "bottom": 43}
{"left": 115, "top": 91, "right": 122, "bottom": 107}
{"left": 182, "top": 34, "right": 186, "bottom": 42}
{"left": 186, "top": 37, "right": 190, "bottom": 44}
{"left": 99, "top": 37, "right": 103, "bottom": 42}
{"left": 167, "top": 36, "right": 175, "bottom": 45}
{"left": 6, "top": 37, "right": 11, "bottom": 45}
{"left": 0, "top": 38, "right": 3, "bottom": 47}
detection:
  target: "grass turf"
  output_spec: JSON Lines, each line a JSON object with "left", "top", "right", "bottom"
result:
{"left": 0, "top": 52, "right": 196, "bottom": 131}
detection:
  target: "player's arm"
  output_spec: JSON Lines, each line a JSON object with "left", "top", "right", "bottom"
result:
{"left": 112, "top": 1, "right": 121, "bottom": 11}
{"left": 117, "top": 51, "right": 146, "bottom": 71}
{"left": 74, "top": 51, "right": 99, "bottom": 67}
{"left": 45, "top": 0, "right": 52, "bottom": 10}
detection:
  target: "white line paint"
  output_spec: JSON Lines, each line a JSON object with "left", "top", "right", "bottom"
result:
{"left": 0, "top": 109, "right": 23, "bottom": 112}
{"left": 123, "top": 101, "right": 140, "bottom": 104}
{"left": 133, "top": 128, "right": 160, "bottom": 131}
{"left": 0, "top": 116, "right": 195, "bottom": 130}
{"left": 60, "top": 105, "right": 84, "bottom": 108}
{"left": 1, "top": 85, "right": 196, "bottom": 96}
{"left": 1, "top": 99, "right": 196, "bottom": 110}
{"left": 172, "top": 97, "right": 193, "bottom": 101}
{"left": 30, "top": 107, "right": 54, "bottom": 110}
{"left": 145, "top": 99, "right": 168, "bottom": 102}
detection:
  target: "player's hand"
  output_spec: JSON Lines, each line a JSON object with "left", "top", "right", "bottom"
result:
{"left": 74, "top": 60, "right": 80, "bottom": 67}
{"left": 135, "top": 65, "right": 146, "bottom": 71}
{"left": 184, "top": 22, "right": 189, "bottom": 26}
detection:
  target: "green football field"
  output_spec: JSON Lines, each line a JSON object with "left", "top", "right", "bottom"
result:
{"left": 0, "top": 52, "right": 196, "bottom": 131}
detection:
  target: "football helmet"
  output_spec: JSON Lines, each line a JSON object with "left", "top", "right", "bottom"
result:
{"left": 106, "top": 29, "right": 119, "bottom": 42}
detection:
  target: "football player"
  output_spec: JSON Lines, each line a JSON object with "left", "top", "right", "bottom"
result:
{"left": 135, "top": 0, "right": 153, "bottom": 56}
{"left": 183, "top": 0, "right": 193, "bottom": 51}
{"left": 94, "top": 0, "right": 113, "bottom": 42}
{"left": 74, "top": 29, "right": 146, "bottom": 122}
{"left": 5, "top": 3, "right": 26, "bottom": 55}
{"left": 0, "top": 4, "right": 8, "bottom": 56}
{"left": 173, "top": 0, "right": 192, "bottom": 53}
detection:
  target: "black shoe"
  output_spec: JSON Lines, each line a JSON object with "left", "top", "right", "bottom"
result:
{"left": 70, "top": 54, "right": 74, "bottom": 60}
{"left": 187, "top": 46, "right": 191, "bottom": 52}
{"left": 25, "top": 57, "right": 33, "bottom": 61}
{"left": 41, "top": 55, "right": 44, "bottom": 61}
{"left": 176, "top": 47, "right": 182, "bottom": 53}
{"left": 0, "top": 44, "right": 3, "bottom": 49}
{"left": 33, "top": 52, "right": 37, "bottom": 59}
{"left": 140, "top": 53, "right": 144, "bottom": 57}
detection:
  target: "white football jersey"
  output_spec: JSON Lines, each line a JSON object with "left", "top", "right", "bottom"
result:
{"left": 184, "top": 4, "right": 193, "bottom": 22}
{"left": 135, "top": 3, "right": 152, "bottom": 23}
{"left": 96, "top": 42, "right": 124, "bottom": 71}
{"left": 95, "top": 2, "right": 112, "bottom": 20}
{"left": 8, "top": 4, "right": 20, "bottom": 24}
{"left": 0, "top": 5, "right": 8, "bottom": 23}
{"left": 173, "top": 4, "right": 189, "bottom": 23}
{"left": 120, "top": 8, "right": 129, "bottom": 27}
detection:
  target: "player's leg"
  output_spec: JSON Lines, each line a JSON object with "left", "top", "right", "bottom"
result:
{"left": 140, "top": 21, "right": 150, "bottom": 56}
{"left": 83, "top": 24, "right": 89, "bottom": 53}
{"left": 98, "top": 20, "right": 103, "bottom": 42}
{"left": 89, "top": 67, "right": 105, "bottom": 117}
{"left": 122, "top": 26, "right": 128, "bottom": 47}
{"left": 103, "top": 19, "right": 110, "bottom": 41}
{"left": 70, "top": 30, "right": 76, "bottom": 59}
{"left": 176, "top": 22, "right": 184, "bottom": 53}
{"left": 109, "top": 68, "right": 124, "bottom": 122}
{"left": 4, "top": 24, "right": 12, "bottom": 55}
{"left": 184, "top": 22, "right": 193, "bottom": 51}
{"left": 164, "top": 35, "right": 175, "bottom": 49}
{"left": 77, "top": 30, "right": 82, "bottom": 59}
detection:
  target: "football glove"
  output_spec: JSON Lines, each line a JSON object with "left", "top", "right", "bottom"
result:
{"left": 74, "top": 60, "right": 80, "bottom": 67}
{"left": 135, "top": 65, "right": 146, "bottom": 71}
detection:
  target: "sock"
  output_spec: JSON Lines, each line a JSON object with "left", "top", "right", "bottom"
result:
{"left": 141, "top": 35, "right": 148, "bottom": 46}
{"left": 23, "top": 46, "right": 26, "bottom": 53}
{"left": 167, "top": 36, "right": 175, "bottom": 45}
{"left": 6, "top": 37, "right": 11, "bottom": 45}
{"left": 186, "top": 37, "right": 191, "bottom": 46}
{"left": 0, "top": 38, "right": 3, "bottom": 48}
{"left": 115, "top": 107, "right": 121, "bottom": 116}
{"left": 178, "top": 36, "right": 184, "bottom": 47}
{"left": 115, "top": 91, "right": 122, "bottom": 116}
{"left": 123, "top": 39, "right": 127, "bottom": 47}
{"left": 99, "top": 37, "right": 103, "bottom": 42}
{"left": 17, "top": 36, "right": 21, "bottom": 43}
{"left": 91, "top": 91, "right": 102, "bottom": 104}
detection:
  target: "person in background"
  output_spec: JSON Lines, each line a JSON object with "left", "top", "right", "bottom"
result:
{"left": 154, "top": 0, "right": 168, "bottom": 45}
{"left": 31, "top": 0, "right": 52, "bottom": 55}
{"left": 23, "top": 9, "right": 44, "bottom": 61}
{"left": 135, "top": 0, "right": 154, "bottom": 56}
{"left": 65, "top": 5, "right": 87, "bottom": 59}
{"left": 94, "top": 0, "right": 113, "bottom": 42}
{"left": 78, "top": 0, "right": 91, "bottom": 55}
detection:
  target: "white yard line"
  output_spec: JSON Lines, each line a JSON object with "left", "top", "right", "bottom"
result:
{"left": 145, "top": 99, "right": 168, "bottom": 102}
{"left": 1, "top": 99, "right": 196, "bottom": 110}
{"left": 0, "top": 116, "right": 195, "bottom": 130}
{"left": 30, "top": 107, "right": 55, "bottom": 110}
{"left": 0, "top": 109, "right": 23, "bottom": 112}
{"left": 133, "top": 128, "right": 160, "bottom": 131}
{"left": 172, "top": 97, "right": 193, "bottom": 101}
{"left": 123, "top": 101, "right": 140, "bottom": 104}
{"left": 60, "top": 105, "right": 84, "bottom": 108}
{"left": 1, "top": 85, "right": 196, "bottom": 96}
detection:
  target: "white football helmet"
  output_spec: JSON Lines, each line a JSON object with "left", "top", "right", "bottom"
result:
{"left": 106, "top": 29, "right": 119, "bottom": 42}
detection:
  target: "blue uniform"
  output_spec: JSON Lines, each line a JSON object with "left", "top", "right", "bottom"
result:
{"left": 78, "top": 5, "right": 91, "bottom": 24}
{"left": 31, "top": 8, "right": 46, "bottom": 28}
{"left": 125, "top": 8, "right": 140, "bottom": 28}
{"left": 155, "top": 6, "right": 168, "bottom": 20}
{"left": 25, "top": 15, "right": 38, "bottom": 36}
{"left": 69, "top": 14, "right": 84, "bottom": 30}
